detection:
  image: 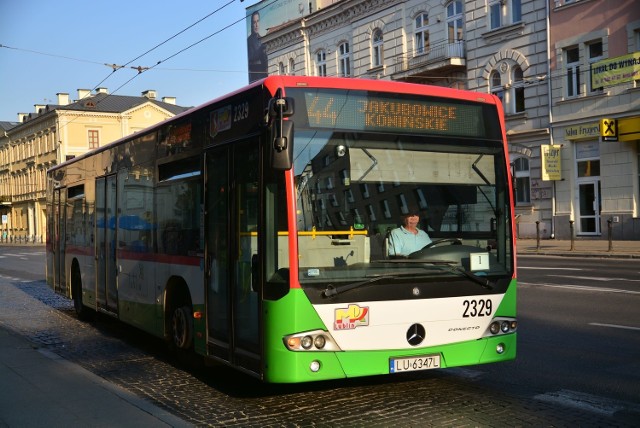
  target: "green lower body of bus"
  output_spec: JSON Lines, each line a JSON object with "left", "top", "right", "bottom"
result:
{"left": 261, "top": 285, "right": 517, "bottom": 383}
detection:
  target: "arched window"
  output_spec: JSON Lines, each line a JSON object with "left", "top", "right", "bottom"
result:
{"left": 289, "top": 58, "right": 295, "bottom": 75}
{"left": 316, "top": 50, "right": 327, "bottom": 77}
{"left": 414, "top": 13, "right": 429, "bottom": 55}
{"left": 372, "top": 29, "right": 384, "bottom": 67}
{"left": 490, "top": 71, "right": 504, "bottom": 104}
{"left": 513, "top": 66, "right": 525, "bottom": 113}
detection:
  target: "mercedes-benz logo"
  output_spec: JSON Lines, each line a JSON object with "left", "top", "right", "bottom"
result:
{"left": 406, "top": 323, "right": 426, "bottom": 346}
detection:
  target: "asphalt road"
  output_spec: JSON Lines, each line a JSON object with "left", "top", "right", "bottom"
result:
{"left": 1, "top": 246, "right": 639, "bottom": 426}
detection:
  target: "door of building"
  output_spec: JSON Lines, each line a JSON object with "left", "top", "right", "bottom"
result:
{"left": 577, "top": 179, "right": 601, "bottom": 235}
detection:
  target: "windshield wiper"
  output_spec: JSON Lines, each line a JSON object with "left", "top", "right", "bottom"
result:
{"left": 323, "top": 275, "right": 394, "bottom": 298}
{"left": 383, "top": 259, "right": 495, "bottom": 290}
{"left": 437, "top": 262, "right": 495, "bottom": 290}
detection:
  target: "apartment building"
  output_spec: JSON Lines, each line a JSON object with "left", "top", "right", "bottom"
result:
{"left": 257, "top": 0, "right": 552, "bottom": 238}
{"left": 549, "top": 0, "right": 640, "bottom": 239}
{"left": 0, "top": 89, "right": 190, "bottom": 242}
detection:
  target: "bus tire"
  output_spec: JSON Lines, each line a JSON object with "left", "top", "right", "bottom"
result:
{"left": 171, "top": 305, "right": 193, "bottom": 350}
{"left": 72, "top": 261, "right": 93, "bottom": 321}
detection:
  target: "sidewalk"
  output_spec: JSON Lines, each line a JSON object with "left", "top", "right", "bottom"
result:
{"left": 516, "top": 238, "right": 640, "bottom": 258}
{"left": 0, "top": 326, "right": 192, "bottom": 428}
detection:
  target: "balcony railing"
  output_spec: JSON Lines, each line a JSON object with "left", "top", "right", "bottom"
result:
{"left": 393, "top": 39, "right": 465, "bottom": 76}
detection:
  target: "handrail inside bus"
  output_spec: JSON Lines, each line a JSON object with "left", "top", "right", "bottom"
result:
{"left": 243, "top": 227, "right": 369, "bottom": 240}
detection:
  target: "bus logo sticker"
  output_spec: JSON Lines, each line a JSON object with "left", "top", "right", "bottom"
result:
{"left": 334, "top": 304, "right": 369, "bottom": 330}
{"left": 210, "top": 106, "right": 232, "bottom": 138}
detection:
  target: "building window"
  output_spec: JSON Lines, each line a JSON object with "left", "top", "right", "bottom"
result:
{"left": 88, "top": 130, "right": 99, "bottom": 149}
{"left": 489, "top": 0, "right": 520, "bottom": 29}
{"left": 566, "top": 46, "right": 581, "bottom": 97}
{"left": 279, "top": 62, "right": 286, "bottom": 75}
{"left": 372, "top": 29, "right": 383, "bottom": 68}
{"left": 587, "top": 40, "right": 603, "bottom": 92}
{"left": 513, "top": 157, "right": 531, "bottom": 205}
{"left": 289, "top": 58, "right": 295, "bottom": 75}
{"left": 490, "top": 71, "right": 504, "bottom": 104}
{"left": 414, "top": 13, "right": 429, "bottom": 55}
{"left": 512, "top": 0, "right": 522, "bottom": 23}
{"left": 447, "top": 1, "right": 463, "bottom": 42}
{"left": 513, "top": 66, "right": 525, "bottom": 113}
{"left": 339, "top": 42, "right": 351, "bottom": 77}
{"left": 316, "top": 50, "right": 327, "bottom": 77}
{"left": 489, "top": 0, "right": 502, "bottom": 30}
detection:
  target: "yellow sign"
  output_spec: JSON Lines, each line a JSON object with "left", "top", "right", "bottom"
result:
{"left": 617, "top": 116, "right": 640, "bottom": 142}
{"left": 541, "top": 144, "right": 561, "bottom": 181}
{"left": 600, "top": 118, "right": 618, "bottom": 141}
{"left": 564, "top": 122, "right": 599, "bottom": 140}
{"left": 591, "top": 52, "right": 640, "bottom": 88}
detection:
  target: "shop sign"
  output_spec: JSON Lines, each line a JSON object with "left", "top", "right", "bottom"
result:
{"left": 541, "top": 144, "right": 561, "bottom": 181}
{"left": 564, "top": 122, "right": 599, "bottom": 140}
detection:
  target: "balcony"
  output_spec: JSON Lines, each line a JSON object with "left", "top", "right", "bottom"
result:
{"left": 392, "top": 39, "right": 466, "bottom": 82}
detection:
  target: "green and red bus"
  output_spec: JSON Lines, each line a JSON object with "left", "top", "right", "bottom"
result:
{"left": 46, "top": 76, "right": 517, "bottom": 383}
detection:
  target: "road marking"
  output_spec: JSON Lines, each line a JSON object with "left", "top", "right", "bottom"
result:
{"left": 534, "top": 389, "right": 628, "bottom": 417}
{"left": 548, "top": 274, "right": 640, "bottom": 282}
{"left": 518, "top": 282, "right": 640, "bottom": 295}
{"left": 589, "top": 322, "right": 640, "bottom": 331}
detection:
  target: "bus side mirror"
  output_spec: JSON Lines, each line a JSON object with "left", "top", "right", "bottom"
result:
{"left": 271, "top": 120, "right": 294, "bottom": 170}
{"left": 269, "top": 97, "right": 295, "bottom": 170}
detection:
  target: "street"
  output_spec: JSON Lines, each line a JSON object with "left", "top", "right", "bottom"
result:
{"left": 1, "top": 247, "right": 639, "bottom": 426}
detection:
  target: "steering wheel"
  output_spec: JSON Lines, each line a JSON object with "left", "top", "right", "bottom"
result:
{"left": 422, "top": 238, "right": 462, "bottom": 249}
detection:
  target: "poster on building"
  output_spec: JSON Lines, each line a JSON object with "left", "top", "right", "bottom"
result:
{"left": 246, "top": 0, "right": 316, "bottom": 83}
{"left": 541, "top": 144, "right": 561, "bottom": 181}
{"left": 590, "top": 51, "right": 640, "bottom": 89}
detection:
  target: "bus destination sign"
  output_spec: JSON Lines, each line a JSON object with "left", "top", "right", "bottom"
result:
{"left": 301, "top": 91, "right": 486, "bottom": 137}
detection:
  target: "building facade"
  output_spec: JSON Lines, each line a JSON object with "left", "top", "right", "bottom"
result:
{"left": 0, "top": 89, "right": 189, "bottom": 243}
{"left": 548, "top": 0, "right": 640, "bottom": 240}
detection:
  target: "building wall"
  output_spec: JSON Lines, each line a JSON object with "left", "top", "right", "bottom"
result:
{"left": 263, "top": 0, "right": 553, "bottom": 239}
{"left": 0, "top": 98, "right": 180, "bottom": 243}
{"left": 549, "top": 0, "right": 640, "bottom": 239}
{"left": 465, "top": 0, "right": 551, "bottom": 238}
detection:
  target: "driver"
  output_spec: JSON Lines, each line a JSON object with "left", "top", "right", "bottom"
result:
{"left": 388, "top": 209, "right": 432, "bottom": 257}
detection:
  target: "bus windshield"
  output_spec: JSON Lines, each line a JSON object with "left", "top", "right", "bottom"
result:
{"left": 288, "top": 88, "right": 513, "bottom": 293}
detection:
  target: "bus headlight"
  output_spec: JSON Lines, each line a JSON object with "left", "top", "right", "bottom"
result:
{"left": 484, "top": 317, "right": 517, "bottom": 337}
{"left": 301, "top": 335, "right": 313, "bottom": 349}
{"left": 284, "top": 330, "right": 341, "bottom": 352}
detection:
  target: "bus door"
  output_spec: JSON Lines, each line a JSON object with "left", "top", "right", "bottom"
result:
{"left": 52, "top": 187, "right": 66, "bottom": 295}
{"left": 95, "top": 175, "right": 119, "bottom": 314}
{"left": 205, "top": 141, "right": 262, "bottom": 375}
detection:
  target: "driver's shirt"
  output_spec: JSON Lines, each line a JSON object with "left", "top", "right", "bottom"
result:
{"left": 388, "top": 226, "right": 432, "bottom": 256}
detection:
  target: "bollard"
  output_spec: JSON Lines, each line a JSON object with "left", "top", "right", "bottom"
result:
{"left": 607, "top": 218, "right": 613, "bottom": 252}
{"left": 569, "top": 220, "right": 575, "bottom": 251}
{"left": 535, "top": 221, "right": 540, "bottom": 251}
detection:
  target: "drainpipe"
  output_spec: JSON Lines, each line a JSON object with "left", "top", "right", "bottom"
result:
{"left": 546, "top": 0, "right": 556, "bottom": 239}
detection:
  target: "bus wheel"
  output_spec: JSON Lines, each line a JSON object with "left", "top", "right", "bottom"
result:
{"left": 72, "top": 263, "right": 93, "bottom": 321}
{"left": 171, "top": 305, "right": 193, "bottom": 350}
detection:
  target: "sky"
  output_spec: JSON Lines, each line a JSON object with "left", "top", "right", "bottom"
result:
{"left": 0, "top": 0, "right": 260, "bottom": 121}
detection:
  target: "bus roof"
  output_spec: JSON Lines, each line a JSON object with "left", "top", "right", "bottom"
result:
{"left": 48, "top": 76, "right": 502, "bottom": 173}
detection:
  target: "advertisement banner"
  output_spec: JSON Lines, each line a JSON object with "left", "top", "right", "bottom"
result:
{"left": 246, "top": 0, "right": 315, "bottom": 83}
{"left": 590, "top": 52, "right": 640, "bottom": 89}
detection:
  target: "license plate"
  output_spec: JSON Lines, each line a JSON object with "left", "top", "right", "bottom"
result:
{"left": 389, "top": 354, "right": 441, "bottom": 373}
